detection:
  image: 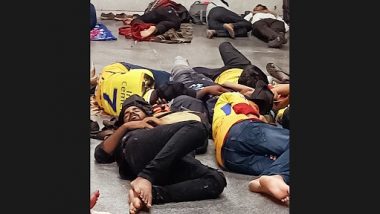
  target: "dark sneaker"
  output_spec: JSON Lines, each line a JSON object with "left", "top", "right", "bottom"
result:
{"left": 114, "top": 13, "right": 128, "bottom": 21}
{"left": 268, "top": 36, "right": 283, "bottom": 48}
{"left": 206, "top": 29, "right": 216, "bottom": 39}
{"left": 279, "top": 32, "right": 288, "bottom": 44}
{"left": 100, "top": 12, "right": 115, "bottom": 20}
{"left": 223, "top": 23, "right": 235, "bottom": 38}
{"left": 266, "top": 63, "right": 290, "bottom": 83}
{"left": 90, "top": 120, "right": 100, "bottom": 133}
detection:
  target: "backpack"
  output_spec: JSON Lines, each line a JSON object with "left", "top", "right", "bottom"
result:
{"left": 189, "top": 1, "right": 209, "bottom": 25}
{"left": 144, "top": 0, "right": 172, "bottom": 13}
{"left": 144, "top": 0, "right": 191, "bottom": 23}
{"left": 176, "top": 4, "right": 191, "bottom": 23}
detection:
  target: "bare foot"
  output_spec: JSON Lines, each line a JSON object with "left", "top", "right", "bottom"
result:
{"left": 223, "top": 23, "right": 235, "bottom": 38}
{"left": 206, "top": 29, "right": 216, "bottom": 39}
{"left": 140, "top": 26, "right": 157, "bottom": 38}
{"left": 128, "top": 189, "right": 144, "bottom": 214}
{"left": 248, "top": 178, "right": 261, "bottom": 192}
{"left": 124, "top": 17, "right": 133, "bottom": 25}
{"left": 131, "top": 177, "right": 152, "bottom": 208}
{"left": 90, "top": 190, "right": 100, "bottom": 209}
{"left": 249, "top": 175, "right": 290, "bottom": 205}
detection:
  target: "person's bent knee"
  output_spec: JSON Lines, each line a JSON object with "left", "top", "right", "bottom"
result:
{"left": 204, "top": 169, "right": 227, "bottom": 198}
{"left": 185, "top": 120, "right": 208, "bottom": 134}
{"left": 219, "top": 41, "right": 232, "bottom": 51}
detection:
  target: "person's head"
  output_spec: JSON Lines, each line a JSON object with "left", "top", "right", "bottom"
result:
{"left": 246, "top": 80, "right": 274, "bottom": 115}
{"left": 253, "top": 4, "right": 268, "bottom": 11}
{"left": 115, "top": 95, "right": 153, "bottom": 126}
{"left": 123, "top": 106, "right": 147, "bottom": 122}
{"left": 238, "top": 65, "right": 269, "bottom": 88}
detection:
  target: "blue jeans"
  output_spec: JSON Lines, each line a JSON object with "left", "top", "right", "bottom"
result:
{"left": 222, "top": 120, "right": 290, "bottom": 184}
{"left": 121, "top": 62, "right": 171, "bottom": 87}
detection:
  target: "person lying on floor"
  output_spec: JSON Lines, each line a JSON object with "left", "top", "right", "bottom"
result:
{"left": 93, "top": 60, "right": 225, "bottom": 116}
{"left": 93, "top": 62, "right": 170, "bottom": 117}
{"left": 244, "top": 4, "right": 289, "bottom": 48}
{"left": 94, "top": 95, "right": 227, "bottom": 214}
{"left": 212, "top": 89, "right": 289, "bottom": 204}
{"left": 206, "top": 0, "right": 252, "bottom": 39}
{"left": 164, "top": 42, "right": 289, "bottom": 118}
{"left": 93, "top": 78, "right": 229, "bottom": 154}
{"left": 191, "top": 42, "right": 269, "bottom": 88}
{"left": 123, "top": 2, "right": 184, "bottom": 39}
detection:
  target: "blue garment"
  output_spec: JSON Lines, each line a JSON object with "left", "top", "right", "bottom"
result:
{"left": 121, "top": 62, "right": 171, "bottom": 88}
{"left": 222, "top": 120, "right": 289, "bottom": 184}
{"left": 91, "top": 23, "right": 117, "bottom": 41}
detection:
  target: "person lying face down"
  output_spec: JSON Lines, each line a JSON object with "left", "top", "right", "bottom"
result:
{"left": 94, "top": 95, "right": 227, "bottom": 214}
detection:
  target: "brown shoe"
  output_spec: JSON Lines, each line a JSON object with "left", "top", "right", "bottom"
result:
{"left": 279, "top": 32, "right": 288, "bottom": 44}
{"left": 100, "top": 12, "right": 115, "bottom": 20}
{"left": 266, "top": 63, "right": 290, "bottom": 83}
{"left": 114, "top": 13, "right": 128, "bottom": 21}
{"left": 223, "top": 23, "right": 235, "bottom": 38}
{"left": 268, "top": 36, "right": 283, "bottom": 48}
{"left": 206, "top": 29, "right": 216, "bottom": 39}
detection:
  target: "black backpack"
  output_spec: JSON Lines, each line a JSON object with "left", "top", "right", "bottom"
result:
{"left": 176, "top": 4, "right": 191, "bottom": 23}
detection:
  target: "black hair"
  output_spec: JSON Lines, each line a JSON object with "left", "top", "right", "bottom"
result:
{"left": 238, "top": 65, "right": 269, "bottom": 88}
{"left": 114, "top": 94, "right": 153, "bottom": 127}
{"left": 255, "top": 4, "right": 268, "bottom": 10}
{"left": 221, "top": 0, "right": 229, "bottom": 7}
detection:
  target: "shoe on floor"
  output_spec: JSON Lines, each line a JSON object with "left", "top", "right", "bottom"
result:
{"left": 266, "top": 63, "right": 290, "bottom": 83}
{"left": 100, "top": 12, "right": 115, "bottom": 20}
{"left": 279, "top": 32, "right": 288, "bottom": 44}
{"left": 223, "top": 23, "right": 235, "bottom": 38}
{"left": 114, "top": 13, "right": 128, "bottom": 21}
{"left": 206, "top": 29, "right": 216, "bottom": 39}
{"left": 268, "top": 36, "right": 283, "bottom": 48}
{"left": 90, "top": 120, "right": 100, "bottom": 133}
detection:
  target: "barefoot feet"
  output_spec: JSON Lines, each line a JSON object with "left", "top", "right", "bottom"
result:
{"left": 223, "top": 23, "right": 235, "bottom": 38}
{"left": 249, "top": 175, "right": 290, "bottom": 205}
{"left": 131, "top": 177, "right": 153, "bottom": 208}
{"left": 128, "top": 189, "right": 145, "bottom": 214}
{"left": 141, "top": 26, "right": 157, "bottom": 38}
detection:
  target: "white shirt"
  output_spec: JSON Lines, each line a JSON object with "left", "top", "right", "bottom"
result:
{"left": 244, "top": 12, "right": 289, "bottom": 32}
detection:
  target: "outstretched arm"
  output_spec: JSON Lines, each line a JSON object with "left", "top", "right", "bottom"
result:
{"left": 221, "top": 82, "right": 254, "bottom": 96}
{"left": 196, "top": 85, "right": 231, "bottom": 99}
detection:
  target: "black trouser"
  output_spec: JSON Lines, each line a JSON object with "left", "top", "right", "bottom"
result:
{"left": 123, "top": 121, "right": 226, "bottom": 204}
{"left": 252, "top": 18, "right": 286, "bottom": 42}
{"left": 193, "top": 41, "right": 252, "bottom": 80}
{"left": 90, "top": 3, "right": 97, "bottom": 30}
{"left": 171, "top": 95, "right": 212, "bottom": 152}
{"left": 283, "top": 0, "right": 290, "bottom": 24}
{"left": 207, "top": 7, "right": 252, "bottom": 37}
{"left": 138, "top": 6, "right": 182, "bottom": 35}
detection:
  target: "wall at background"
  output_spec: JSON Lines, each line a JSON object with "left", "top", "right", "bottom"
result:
{"left": 91, "top": 0, "right": 284, "bottom": 16}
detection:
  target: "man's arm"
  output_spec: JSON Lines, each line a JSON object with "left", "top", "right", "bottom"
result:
{"left": 221, "top": 82, "right": 254, "bottom": 95}
{"left": 196, "top": 85, "right": 231, "bottom": 99}
{"left": 101, "top": 119, "right": 158, "bottom": 154}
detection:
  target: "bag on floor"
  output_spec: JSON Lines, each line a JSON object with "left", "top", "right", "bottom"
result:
{"left": 189, "top": 1, "right": 209, "bottom": 24}
{"left": 95, "top": 63, "right": 155, "bottom": 116}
